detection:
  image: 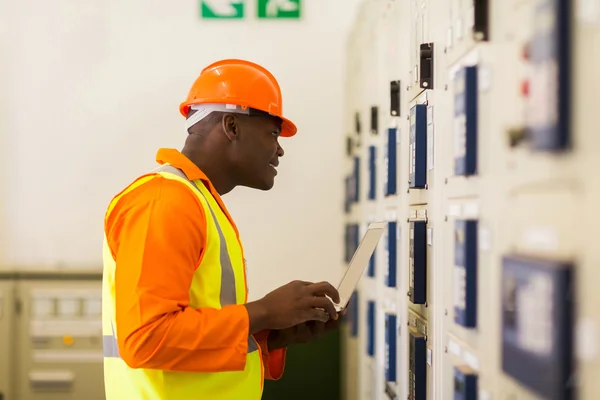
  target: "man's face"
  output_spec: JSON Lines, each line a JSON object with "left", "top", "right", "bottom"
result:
{"left": 231, "top": 113, "right": 284, "bottom": 191}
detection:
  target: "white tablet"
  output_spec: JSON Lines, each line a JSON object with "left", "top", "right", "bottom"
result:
{"left": 334, "top": 221, "right": 387, "bottom": 311}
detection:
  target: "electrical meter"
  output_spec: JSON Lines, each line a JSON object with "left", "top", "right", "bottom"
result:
{"left": 454, "top": 66, "right": 478, "bottom": 176}
{"left": 454, "top": 220, "right": 478, "bottom": 328}
{"left": 409, "top": 104, "right": 427, "bottom": 189}
{"left": 501, "top": 254, "right": 574, "bottom": 400}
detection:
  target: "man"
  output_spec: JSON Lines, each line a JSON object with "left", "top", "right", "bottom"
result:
{"left": 101, "top": 59, "right": 344, "bottom": 400}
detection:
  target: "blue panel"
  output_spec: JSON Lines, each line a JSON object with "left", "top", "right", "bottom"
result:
{"left": 385, "top": 221, "right": 398, "bottom": 287}
{"left": 353, "top": 156, "right": 360, "bottom": 202}
{"left": 454, "top": 220, "right": 478, "bottom": 328}
{"left": 367, "top": 252, "right": 375, "bottom": 277}
{"left": 344, "top": 224, "right": 360, "bottom": 263}
{"left": 347, "top": 291, "right": 359, "bottom": 337}
{"left": 367, "top": 300, "right": 376, "bottom": 357}
{"left": 501, "top": 255, "right": 574, "bottom": 400}
{"left": 454, "top": 367, "right": 478, "bottom": 400}
{"left": 409, "top": 221, "right": 427, "bottom": 304}
{"left": 344, "top": 176, "right": 351, "bottom": 213}
{"left": 454, "top": 66, "right": 478, "bottom": 176}
{"left": 409, "top": 330, "right": 427, "bottom": 400}
{"left": 409, "top": 105, "right": 427, "bottom": 189}
{"left": 384, "top": 313, "right": 397, "bottom": 382}
{"left": 368, "top": 146, "right": 376, "bottom": 200}
{"left": 384, "top": 127, "right": 398, "bottom": 196}
{"left": 527, "top": 0, "right": 571, "bottom": 151}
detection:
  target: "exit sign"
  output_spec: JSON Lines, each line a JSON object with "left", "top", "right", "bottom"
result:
{"left": 200, "top": 0, "right": 245, "bottom": 19}
{"left": 257, "top": 0, "right": 301, "bottom": 19}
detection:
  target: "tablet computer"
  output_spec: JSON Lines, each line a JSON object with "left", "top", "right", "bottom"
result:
{"left": 334, "top": 221, "right": 387, "bottom": 311}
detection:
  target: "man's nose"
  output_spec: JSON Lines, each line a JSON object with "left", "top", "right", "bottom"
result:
{"left": 277, "top": 141, "right": 285, "bottom": 157}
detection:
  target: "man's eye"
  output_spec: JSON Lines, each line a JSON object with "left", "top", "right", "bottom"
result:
{"left": 272, "top": 131, "right": 281, "bottom": 138}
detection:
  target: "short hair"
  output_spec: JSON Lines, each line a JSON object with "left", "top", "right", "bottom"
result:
{"left": 187, "top": 110, "right": 225, "bottom": 135}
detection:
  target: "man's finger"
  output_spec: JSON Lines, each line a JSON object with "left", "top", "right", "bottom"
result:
{"left": 309, "top": 308, "right": 330, "bottom": 323}
{"left": 308, "top": 281, "right": 340, "bottom": 303}
{"left": 311, "top": 297, "right": 338, "bottom": 320}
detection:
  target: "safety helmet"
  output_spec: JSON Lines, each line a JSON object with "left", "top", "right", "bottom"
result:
{"left": 179, "top": 59, "right": 298, "bottom": 137}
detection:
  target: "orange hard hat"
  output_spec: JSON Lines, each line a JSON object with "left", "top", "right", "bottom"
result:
{"left": 180, "top": 59, "right": 297, "bottom": 137}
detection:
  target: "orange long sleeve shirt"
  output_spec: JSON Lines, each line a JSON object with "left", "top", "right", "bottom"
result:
{"left": 104, "top": 148, "right": 286, "bottom": 379}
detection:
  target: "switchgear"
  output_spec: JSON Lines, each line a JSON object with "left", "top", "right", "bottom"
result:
{"left": 367, "top": 300, "right": 376, "bottom": 357}
{"left": 370, "top": 106, "right": 379, "bottom": 134}
{"left": 368, "top": 146, "right": 376, "bottom": 200}
{"left": 408, "top": 220, "right": 427, "bottom": 304}
{"left": 409, "top": 328, "right": 427, "bottom": 400}
{"left": 454, "top": 365, "right": 478, "bottom": 400}
{"left": 454, "top": 66, "right": 478, "bottom": 176}
{"left": 526, "top": 0, "right": 571, "bottom": 151}
{"left": 385, "top": 221, "right": 398, "bottom": 288}
{"left": 384, "top": 313, "right": 397, "bottom": 383}
{"left": 409, "top": 104, "right": 427, "bottom": 189}
{"left": 384, "top": 127, "right": 398, "bottom": 196}
{"left": 501, "top": 255, "right": 574, "bottom": 400}
{"left": 454, "top": 219, "right": 478, "bottom": 328}
{"left": 390, "top": 81, "right": 401, "bottom": 116}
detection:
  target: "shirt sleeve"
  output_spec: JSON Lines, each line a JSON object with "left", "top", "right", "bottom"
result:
{"left": 253, "top": 330, "right": 287, "bottom": 380}
{"left": 105, "top": 176, "right": 250, "bottom": 373}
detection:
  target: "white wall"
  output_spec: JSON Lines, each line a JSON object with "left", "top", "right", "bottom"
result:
{"left": 1, "top": 0, "right": 362, "bottom": 299}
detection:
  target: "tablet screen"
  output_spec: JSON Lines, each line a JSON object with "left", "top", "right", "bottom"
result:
{"left": 337, "top": 222, "right": 386, "bottom": 308}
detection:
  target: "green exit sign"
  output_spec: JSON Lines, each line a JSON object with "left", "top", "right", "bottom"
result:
{"left": 257, "top": 0, "right": 301, "bottom": 19}
{"left": 200, "top": 0, "right": 245, "bottom": 19}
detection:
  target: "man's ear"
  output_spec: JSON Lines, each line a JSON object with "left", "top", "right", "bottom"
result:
{"left": 221, "top": 114, "right": 239, "bottom": 142}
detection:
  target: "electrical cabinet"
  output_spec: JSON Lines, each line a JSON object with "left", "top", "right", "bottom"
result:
{"left": 384, "top": 127, "right": 398, "bottom": 196}
{"left": 454, "top": 66, "right": 478, "bottom": 176}
{"left": 408, "top": 220, "right": 427, "bottom": 304}
{"left": 454, "top": 220, "right": 478, "bottom": 328}
{"left": 342, "top": 0, "right": 597, "bottom": 399}
{"left": 501, "top": 255, "right": 574, "bottom": 400}
{"left": 385, "top": 221, "right": 398, "bottom": 288}
{"left": 0, "top": 271, "right": 105, "bottom": 400}
{"left": 454, "top": 365, "right": 478, "bottom": 400}
{"left": 409, "top": 104, "right": 427, "bottom": 189}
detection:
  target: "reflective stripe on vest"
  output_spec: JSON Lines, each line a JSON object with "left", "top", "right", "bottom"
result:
{"left": 103, "top": 164, "right": 258, "bottom": 357}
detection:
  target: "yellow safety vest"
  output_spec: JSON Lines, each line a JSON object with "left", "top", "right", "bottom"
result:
{"left": 101, "top": 164, "right": 264, "bottom": 400}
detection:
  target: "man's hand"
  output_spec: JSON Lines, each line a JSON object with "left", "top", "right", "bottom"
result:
{"left": 244, "top": 281, "right": 341, "bottom": 334}
{"left": 267, "top": 309, "right": 347, "bottom": 351}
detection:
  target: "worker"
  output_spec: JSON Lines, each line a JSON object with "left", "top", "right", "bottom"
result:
{"left": 101, "top": 59, "right": 345, "bottom": 400}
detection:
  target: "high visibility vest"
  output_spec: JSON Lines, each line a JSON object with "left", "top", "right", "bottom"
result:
{"left": 101, "top": 164, "right": 264, "bottom": 400}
